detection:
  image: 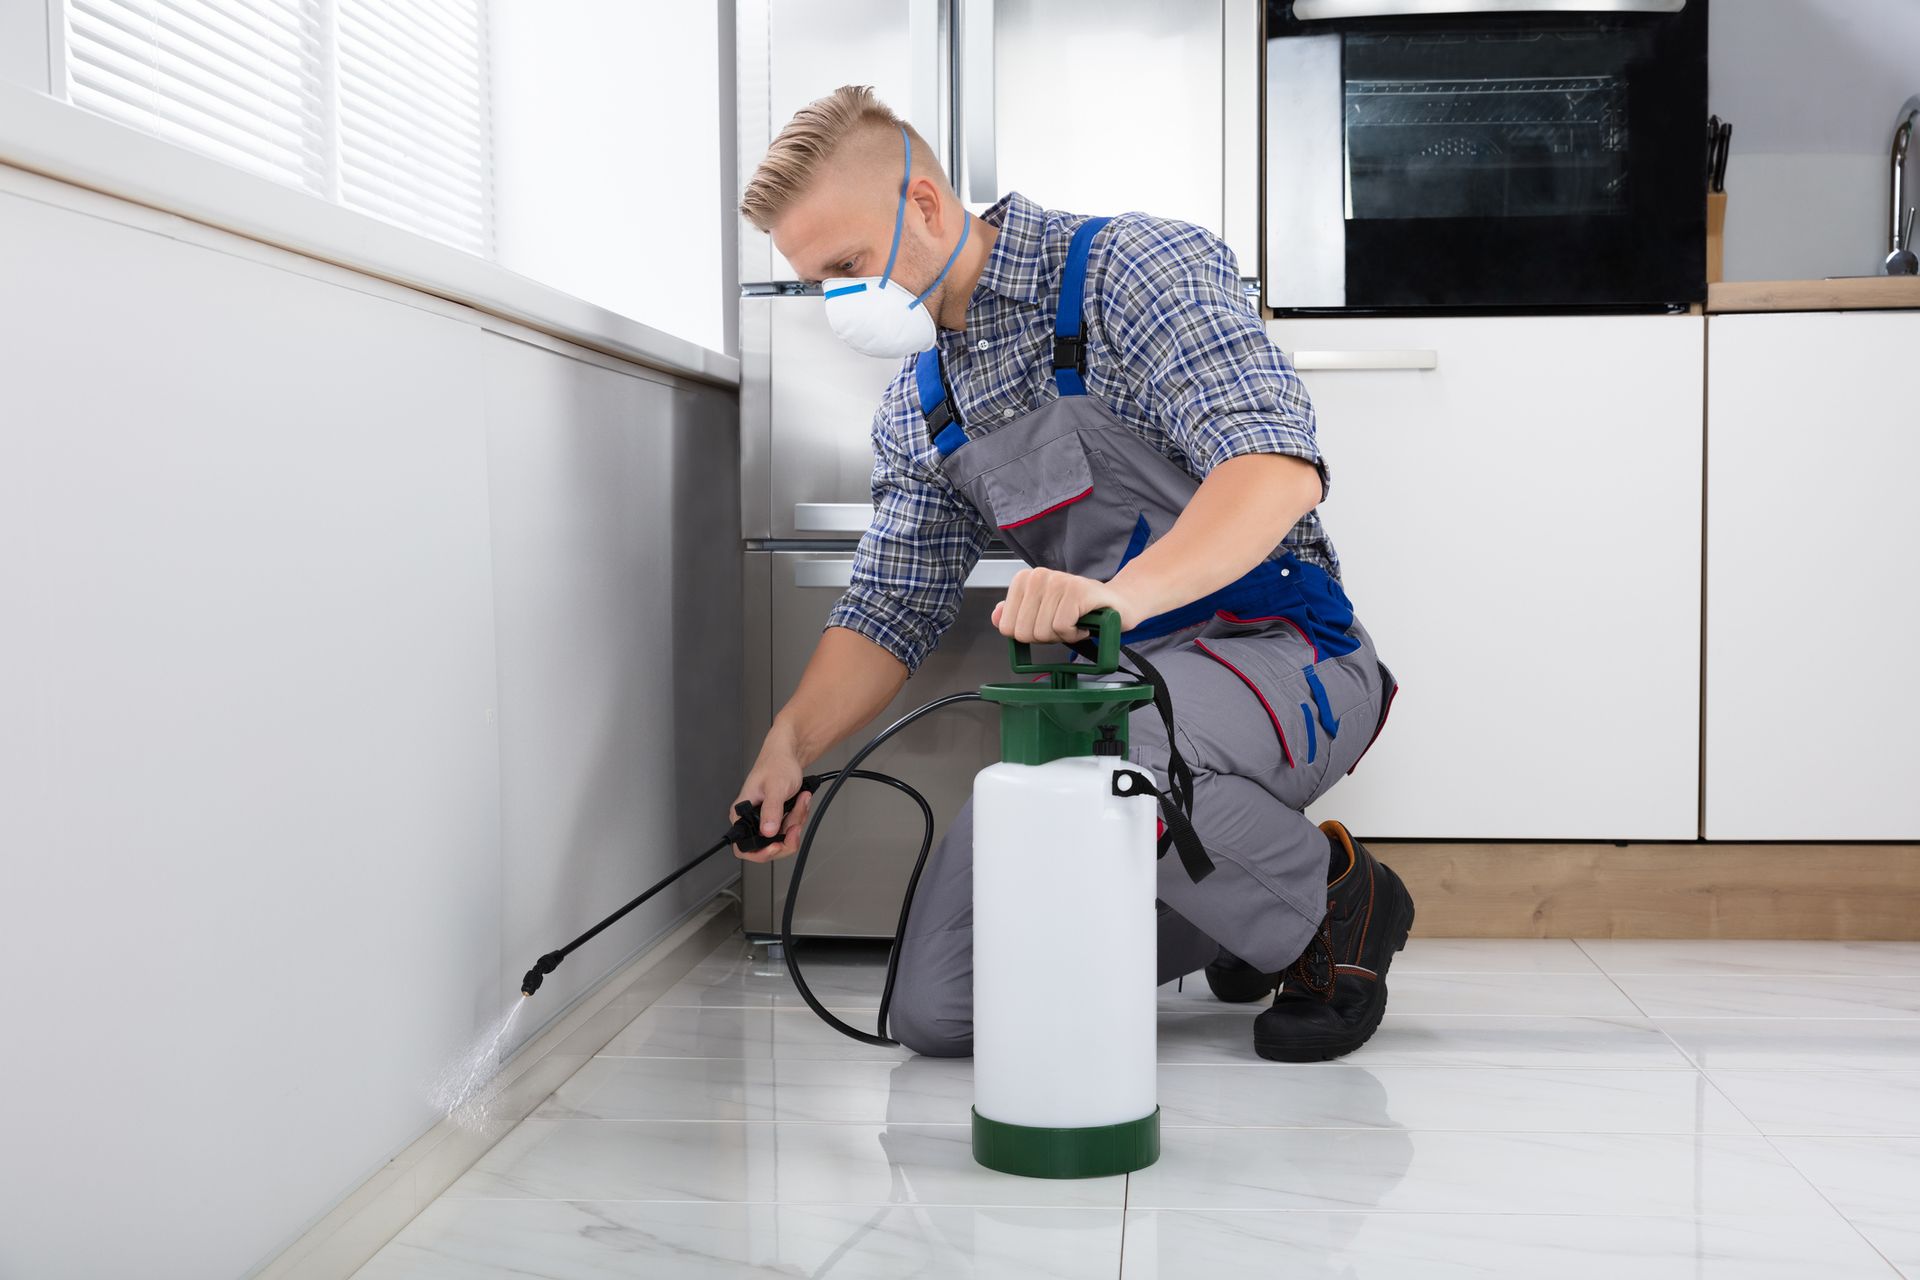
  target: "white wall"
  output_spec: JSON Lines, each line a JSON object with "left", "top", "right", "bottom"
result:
{"left": 1710, "top": 0, "right": 1920, "bottom": 281}
{"left": 491, "top": 0, "right": 730, "bottom": 355}
{"left": 0, "top": 165, "right": 741, "bottom": 1280}
{"left": 0, "top": 0, "right": 50, "bottom": 93}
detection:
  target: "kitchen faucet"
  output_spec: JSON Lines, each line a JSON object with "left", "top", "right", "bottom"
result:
{"left": 1889, "top": 94, "right": 1920, "bottom": 276}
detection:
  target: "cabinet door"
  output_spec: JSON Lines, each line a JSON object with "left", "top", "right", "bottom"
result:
{"left": 1705, "top": 313, "right": 1920, "bottom": 839}
{"left": 1268, "top": 316, "right": 1703, "bottom": 839}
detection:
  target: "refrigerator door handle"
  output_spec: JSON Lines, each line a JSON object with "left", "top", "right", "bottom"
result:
{"left": 793, "top": 503, "right": 875, "bottom": 533}
{"left": 793, "top": 557, "right": 1023, "bottom": 590}
{"left": 958, "top": 0, "right": 997, "bottom": 204}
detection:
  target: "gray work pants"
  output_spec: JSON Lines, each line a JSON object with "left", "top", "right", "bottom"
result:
{"left": 887, "top": 612, "right": 1395, "bottom": 1057}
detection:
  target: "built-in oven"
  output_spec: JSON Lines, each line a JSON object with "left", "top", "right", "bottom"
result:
{"left": 1265, "top": 0, "right": 1708, "bottom": 312}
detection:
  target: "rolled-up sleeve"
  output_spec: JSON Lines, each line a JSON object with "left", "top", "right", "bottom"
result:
{"left": 822, "top": 390, "right": 989, "bottom": 676}
{"left": 1097, "top": 221, "right": 1329, "bottom": 503}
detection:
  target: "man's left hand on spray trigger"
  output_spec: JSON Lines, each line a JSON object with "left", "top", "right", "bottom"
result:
{"left": 992, "top": 567, "right": 1135, "bottom": 644}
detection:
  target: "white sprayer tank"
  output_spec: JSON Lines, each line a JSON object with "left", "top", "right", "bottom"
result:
{"left": 971, "top": 614, "right": 1163, "bottom": 1178}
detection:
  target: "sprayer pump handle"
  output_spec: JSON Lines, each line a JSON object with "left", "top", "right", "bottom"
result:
{"left": 1008, "top": 607, "right": 1121, "bottom": 676}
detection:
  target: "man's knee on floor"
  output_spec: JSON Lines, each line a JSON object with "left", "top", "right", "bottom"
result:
{"left": 886, "top": 1000, "right": 973, "bottom": 1058}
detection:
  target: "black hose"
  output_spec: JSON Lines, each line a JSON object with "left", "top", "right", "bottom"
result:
{"left": 780, "top": 768, "right": 932, "bottom": 1041}
{"left": 780, "top": 691, "right": 985, "bottom": 1047}
{"left": 517, "top": 691, "right": 989, "bottom": 1046}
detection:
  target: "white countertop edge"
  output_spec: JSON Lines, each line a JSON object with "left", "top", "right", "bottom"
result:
{"left": 0, "top": 82, "right": 739, "bottom": 389}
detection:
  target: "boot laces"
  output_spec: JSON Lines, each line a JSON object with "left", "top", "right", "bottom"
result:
{"left": 1285, "top": 911, "right": 1337, "bottom": 1000}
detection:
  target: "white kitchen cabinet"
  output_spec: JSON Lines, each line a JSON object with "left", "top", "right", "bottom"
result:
{"left": 1704, "top": 312, "right": 1920, "bottom": 840}
{"left": 1269, "top": 315, "right": 1704, "bottom": 840}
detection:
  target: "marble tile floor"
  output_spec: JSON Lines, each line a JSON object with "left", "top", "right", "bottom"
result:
{"left": 355, "top": 935, "right": 1920, "bottom": 1278}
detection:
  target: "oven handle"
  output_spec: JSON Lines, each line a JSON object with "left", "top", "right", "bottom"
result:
{"left": 793, "top": 558, "right": 1022, "bottom": 591}
{"left": 1289, "top": 349, "right": 1439, "bottom": 372}
{"left": 1292, "top": 0, "right": 1684, "bottom": 18}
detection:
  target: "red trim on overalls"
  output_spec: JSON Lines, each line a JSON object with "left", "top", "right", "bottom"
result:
{"left": 1215, "top": 610, "right": 1319, "bottom": 663}
{"left": 999, "top": 485, "right": 1093, "bottom": 530}
{"left": 1346, "top": 679, "right": 1400, "bottom": 775}
{"left": 1192, "top": 638, "right": 1294, "bottom": 767}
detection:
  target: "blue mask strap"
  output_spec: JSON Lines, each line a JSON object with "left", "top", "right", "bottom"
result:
{"left": 879, "top": 124, "right": 910, "bottom": 283}
{"left": 909, "top": 212, "right": 969, "bottom": 312}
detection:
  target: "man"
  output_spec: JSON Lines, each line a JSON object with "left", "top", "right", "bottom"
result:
{"left": 731, "top": 85, "right": 1413, "bottom": 1064}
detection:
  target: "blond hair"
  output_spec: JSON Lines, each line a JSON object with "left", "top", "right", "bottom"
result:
{"left": 740, "top": 85, "right": 940, "bottom": 231}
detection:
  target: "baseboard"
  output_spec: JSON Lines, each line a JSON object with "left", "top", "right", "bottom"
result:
{"left": 249, "top": 896, "right": 740, "bottom": 1280}
{"left": 1375, "top": 841, "right": 1920, "bottom": 940}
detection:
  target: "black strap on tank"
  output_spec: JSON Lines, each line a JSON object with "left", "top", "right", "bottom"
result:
{"left": 1068, "top": 635, "right": 1213, "bottom": 884}
{"left": 1112, "top": 766, "right": 1213, "bottom": 885}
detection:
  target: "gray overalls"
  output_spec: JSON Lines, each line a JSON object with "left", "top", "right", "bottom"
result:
{"left": 887, "top": 216, "right": 1400, "bottom": 1058}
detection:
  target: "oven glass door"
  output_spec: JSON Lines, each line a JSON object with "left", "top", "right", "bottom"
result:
{"left": 1266, "top": 2, "right": 1707, "bottom": 310}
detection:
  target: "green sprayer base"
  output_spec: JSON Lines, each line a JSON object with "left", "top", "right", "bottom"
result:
{"left": 971, "top": 1106, "right": 1160, "bottom": 1178}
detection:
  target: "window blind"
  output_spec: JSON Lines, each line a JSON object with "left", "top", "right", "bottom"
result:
{"left": 63, "top": 0, "right": 494, "bottom": 257}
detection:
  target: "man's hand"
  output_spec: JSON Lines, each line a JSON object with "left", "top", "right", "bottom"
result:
{"left": 991, "top": 567, "right": 1138, "bottom": 643}
{"left": 730, "top": 726, "right": 812, "bottom": 863}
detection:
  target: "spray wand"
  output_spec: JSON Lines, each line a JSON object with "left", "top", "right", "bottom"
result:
{"left": 517, "top": 784, "right": 819, "bottom": 998}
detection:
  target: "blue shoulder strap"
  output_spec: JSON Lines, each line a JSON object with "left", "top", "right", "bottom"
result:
{"left": 1053, "top": 215, "right": 1112, "bottom": 397}
{"left": 916, "top": 348, "right": 967, "bottom": 458}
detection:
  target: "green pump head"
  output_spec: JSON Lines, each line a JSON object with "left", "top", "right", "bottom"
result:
{"left": 978, "top": 608, "right": 1154, "bottom": 765}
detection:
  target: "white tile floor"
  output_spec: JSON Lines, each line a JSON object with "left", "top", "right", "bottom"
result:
{"left": 354, "top": 936, "right": 1920, "bottom": 1278}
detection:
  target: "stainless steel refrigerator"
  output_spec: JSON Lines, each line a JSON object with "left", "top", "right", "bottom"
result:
{"left": 738, "top": 0, "right": 1262, "bottom": 938}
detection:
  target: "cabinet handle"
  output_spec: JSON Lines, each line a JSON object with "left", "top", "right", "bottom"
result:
{"left": 792, "top": 503, "right": 874, "bottom": 532}
{"left": 959, "top": 0, "right": 997, "bottom": 204}
{"left": 1289, "top": 349, "right": 1439, "bottom": 372}
{"left": 794, "top": 558, "right": 1022, "bottom": 591}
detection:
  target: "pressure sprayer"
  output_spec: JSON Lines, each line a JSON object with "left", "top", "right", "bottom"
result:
{"left": 517, "top": 608, "right": 1212, "bottom": 1179}
{"left": 970, "top": 608, "right": 1164, "bottom": 1177}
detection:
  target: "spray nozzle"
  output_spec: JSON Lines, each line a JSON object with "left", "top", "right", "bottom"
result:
{"left": 520, "top": 949, "right": 565, "bottom": 998}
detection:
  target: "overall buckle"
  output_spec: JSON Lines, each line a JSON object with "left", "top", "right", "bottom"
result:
{"left": 924, "top": 397, "right": 954, "bottom": 436}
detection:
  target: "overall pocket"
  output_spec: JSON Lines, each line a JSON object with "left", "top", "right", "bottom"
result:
{"left": 1190, "top": 634, "right": 1308, "bottom": 771}
{"left": 1189, "top": 621, "right": 1375, "bottom": 793}
{"left": 971, "top": 430, "right": 1140, "bottom": 576}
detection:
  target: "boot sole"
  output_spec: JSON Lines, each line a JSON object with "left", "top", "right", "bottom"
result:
{"left": 1252, "top": 864, "right": 1417, "bottom": 1063}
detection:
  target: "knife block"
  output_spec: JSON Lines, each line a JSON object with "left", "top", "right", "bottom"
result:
{"left": 1706, "top": 191, "right": 1728, "bottom": 284}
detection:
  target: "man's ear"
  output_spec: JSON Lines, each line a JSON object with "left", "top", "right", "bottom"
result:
{"left": 904, "top": 175, "right": 946, "bottom": 238}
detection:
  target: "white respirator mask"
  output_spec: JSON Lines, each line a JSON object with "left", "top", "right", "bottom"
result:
{"left": 820, "top": 124, "right": 971, "bottom": 360}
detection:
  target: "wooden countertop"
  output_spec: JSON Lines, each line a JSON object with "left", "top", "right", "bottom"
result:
{"left": 1707, "top": 276, "right": 1920, "bottom": 313}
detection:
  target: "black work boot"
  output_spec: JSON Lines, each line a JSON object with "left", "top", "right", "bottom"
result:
{"left": 1203, "top": 946, "right": 1281, "bottom": 1003}
{"left": 1253, "top": 819, "right": 1416, "bottom": 1063}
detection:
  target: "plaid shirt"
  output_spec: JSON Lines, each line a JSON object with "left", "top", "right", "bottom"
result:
{"left": 824, "top": 190, "right": 1339, "bottom": 674}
